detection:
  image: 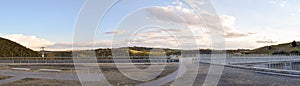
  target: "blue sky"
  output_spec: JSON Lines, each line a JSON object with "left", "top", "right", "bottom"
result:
{"left": 211, "top": 0, "right": 300, "bottom": 48}
{"left": 1, "top": 0, "right": 300, "bottom": 51}
{"left": 213, "top": 0, "right": 300, "bottom": 33}
{"left": 0, "top": 0, "right": 84, "bottom": 42}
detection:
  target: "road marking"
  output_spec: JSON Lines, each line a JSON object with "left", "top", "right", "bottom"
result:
{"left": 39, "top": 69, "right": 62, "bottom": 72}
{"left": 11, "top": 68, "right": 30, "bottom": 71}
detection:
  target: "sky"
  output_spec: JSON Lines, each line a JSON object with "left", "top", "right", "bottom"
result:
{"left": 1, "top": 0, "right": 300, "bottom": 51}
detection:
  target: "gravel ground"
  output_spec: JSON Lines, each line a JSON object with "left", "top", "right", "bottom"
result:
{"left": 218, "top": 67, "right": 300, "bottom": 86}
{"left": 1, "top": 78, "right": 81, "bottom": 86}
{"left": 100, "top": 64, "right": 178, "bottom": 86}
{"left": 193, "top": 63, "right": 300, "bottom": 86}
{"left": 3, "top": 63, "right": 300, "bottom": 86}
{"left": 0, "top": 64, "right": 178, "bottom": 86}
{"left": 0, "top": 76, "right": 11, "bottom": 80}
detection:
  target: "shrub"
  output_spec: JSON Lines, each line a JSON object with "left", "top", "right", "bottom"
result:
{"left": 272, "top": 51, "right": 289, "bottom": 55}
{"left": 292, "top": 40, "right": 297, "bottom": 47}
{"left": 290, "top": 50, "right": 300, "bottom": 55}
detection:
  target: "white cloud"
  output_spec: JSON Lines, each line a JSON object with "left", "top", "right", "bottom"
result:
{"left": 220, "top": 15, "right": 235, "bottom": 29}
{"left": 105, "top": 30, "right": 125, "bottom": 35}
{"left": 1, "top": 34, "right": 55, "bottom": 50}
{"left": 141, "top": 5, "right": 262, "bottom": 49}
{"left": 47, "top": 40, "right": 115, "bottom": 51}
{"left": 280, "top": 1, "right": 287, "bottom": 7}
{"left": 0, "top": 33, "right": 7, "bottom": 36}
{"left": 269, "top": 0, "right": 287, "bottom": 7}
{"left": 290, "top": 13, "right": 296, "bottom": 16}
{"left": 226, "top": 41, "right": 259, "bottom": 49}
{"left": 146, "top": 6, "right": 251, "bottom": 39}
{"left": 0, "top": 34, "right": 126, "bottom": 51}
{"left": 0, "top": 34, "right": 123, "bottom": 51}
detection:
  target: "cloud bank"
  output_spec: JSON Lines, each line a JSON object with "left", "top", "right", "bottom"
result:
{"left": 0, "top": 4, "right": 271, "bottom": 50}
{"left": 1, "top": 34, "right": 54, "bottom": 50}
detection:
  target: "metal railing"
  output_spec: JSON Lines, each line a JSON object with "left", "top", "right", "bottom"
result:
{"left": 196, "top": 54, "right": 300, "bottom": 64}
{"left": 0, "top": 59, "right": 179, "bottom": 63}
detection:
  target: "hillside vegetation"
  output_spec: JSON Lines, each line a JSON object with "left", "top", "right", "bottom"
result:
{"left": 250, "top": 41, "right": 300, "bottom": 55}
{"left": 0, "top": 37, "right": 39, "bottom": 57}
{"left": 2, "top": 36, "right": 299, "bottom": 57}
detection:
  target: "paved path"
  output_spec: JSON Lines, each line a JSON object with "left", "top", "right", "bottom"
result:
{"left": 138, "top": 63, "right": 186, "bottom": 86}
{"left": 0, "top": 76, "right": 26, "bottom": 85}
{"left": 2, "top": 63, "right": 300, "bottom": 85}
{"left": 0, "top": 70, "right": 103, "bottom": 85}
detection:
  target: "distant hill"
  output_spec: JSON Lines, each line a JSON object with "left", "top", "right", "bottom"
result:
{"left": 0, "top": 37, "right": 39, "bottom": 57}
{"left": 4, "top": 36, "right": 298, "bottom": 57}
{"left": 95, "top": 46, "right": 181, "bottom": 57}
{"left": 250, "top": 41, "right": 300, "bottom": 55}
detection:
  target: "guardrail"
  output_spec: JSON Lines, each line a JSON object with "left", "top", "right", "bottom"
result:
{"left": 0, "top": 59, "right": 179, "bottom": 63}
{"left": 197, "top": 56, "right": 300, "bottom": 64}
{"left": 2, "top": 54, "right": 300, "bottom": 64}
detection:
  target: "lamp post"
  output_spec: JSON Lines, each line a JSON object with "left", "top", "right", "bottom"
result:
{"left": 41, "top": 47, "right": 45, "bottom": 58}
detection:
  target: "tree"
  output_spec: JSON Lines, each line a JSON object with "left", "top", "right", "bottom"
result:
{"left": 290, "top": 50, "right": 300, "bottom": 55}
{"left": 292, "top": 40, "right": 297, "bottom": 47}
{"left": 272, "top": 51, "right": 289, "bottom": 55}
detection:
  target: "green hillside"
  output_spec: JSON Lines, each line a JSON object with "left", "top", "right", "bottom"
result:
{"left": 250, "top": 41, "right": 300, "bottom": 55}
{"left": 0, "top": 37, "right": 39, "bottom": 57}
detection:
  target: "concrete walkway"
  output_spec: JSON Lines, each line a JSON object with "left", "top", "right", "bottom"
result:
{"left": 0, "top": 70, "right": 103, "bottom": 85}
{"left": 0, "top": 76, "right": 26, "bottom": 85}
{"left": 138, "top": 63, "right": 187, "bottom": 86}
